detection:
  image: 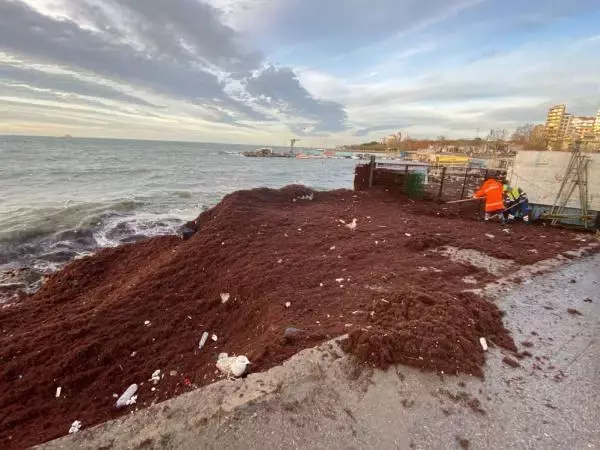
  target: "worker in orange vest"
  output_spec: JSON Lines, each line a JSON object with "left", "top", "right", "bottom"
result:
{"left": 473, "top": 177, "right": 505, "bottom": 222}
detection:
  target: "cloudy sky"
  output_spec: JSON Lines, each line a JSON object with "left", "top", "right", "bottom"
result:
{"left": 1, "top": 0, "right": 599, "bottom": 145}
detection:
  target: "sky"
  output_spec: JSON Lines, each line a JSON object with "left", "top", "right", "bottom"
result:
{"left": 0, "top": 0, "right": 599, "bottom": 145}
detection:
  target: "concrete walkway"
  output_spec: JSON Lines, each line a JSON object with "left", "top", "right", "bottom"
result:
{"left": 42, "top": 253, "right": 600, "bottom": 450}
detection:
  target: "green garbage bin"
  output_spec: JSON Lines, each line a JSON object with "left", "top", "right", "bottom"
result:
{"left": 407, "top": 172, "right": 425, "bottom": 199}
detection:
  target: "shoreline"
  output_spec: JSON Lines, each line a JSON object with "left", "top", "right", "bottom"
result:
{"left": 1, "top": 185, "right": 598, "bottom": 448}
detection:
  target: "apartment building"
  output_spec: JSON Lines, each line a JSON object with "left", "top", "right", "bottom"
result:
{"left": 544, "top": 104, "right": 566, "bottom": 141}
{"left": 571, "top": 116, "right": 595, "bottom": 139}
{"left": 544, "top": 104, "right": 600, "bottom": 150}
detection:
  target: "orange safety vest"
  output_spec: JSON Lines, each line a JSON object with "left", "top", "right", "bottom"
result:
{"left": 474, "top": 179, "right": 504, "bottom": 212}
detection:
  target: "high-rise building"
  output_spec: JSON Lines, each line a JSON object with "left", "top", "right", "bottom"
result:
{"left": 545, "top": 104, "right": 566, "bottom": 142}
{"left": 561, "top": 113, "right": 573, "bottom": 137}
{"left": 595, "top": 108, "right": 600, "bottom": 137}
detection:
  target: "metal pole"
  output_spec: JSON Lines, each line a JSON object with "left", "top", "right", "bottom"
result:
{"left": 368, "top": 155, "right": 376, "bottom": 188}
{"left": 438, "top": 166, "right": 447, "bottom": 199}
{"left": 460, "top": 168, "right": 470, "bottom": 199}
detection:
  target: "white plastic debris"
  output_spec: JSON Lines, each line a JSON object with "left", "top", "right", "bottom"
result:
{"left": 405, "top": 233, "right": 411, "bottom": 237}
{"left": 375, "top": 241, "right": 379, "bottom": 245}
{"left": 277, "top": 258, "right": 283, "bottom": 264}
{"left": 485, "top": 233, "right": 495, "bottom": 239}
{"left": 198, "top": 331, "right": 209, "bottom": 350}
{"left": 55, "top": 387, "right": 61, "bottom": 398}
{"left": 502, "top": 228, "right": 510, "bottom": 233}
{"left": 298, "top": 193, "right": 314, "bottom": 201}
{"left": 69, "top": 420, "right": 82, "bottom": 434}
{"left": 216, "top": 353, "right": 251, "bottom": 378}
{"left": 335, "top": 278, "right": 344, "bottom": 283}
{"left": 149, "top": 370, "right": 161, "bottom": 384}
{"left": 144, "top": 320, "right": 151, "bottom": 327}
{"left": 345, "top": 218, "right": 358, "bottom": 231}
{"left": 116, "top": 384, "right": 138, "bottom": 408}
{"left": 285, "top": 301, "right": 291, "bottom": 308}
{"left": 319, "top": 282, "right": 324, "bottom": 287}
{"left": 131, "top": 351, "right": 137, "bottom": 357}
{"left": 479, "top": 337, "right": 488, "bottom": 351}
{"left": 329, "top": 246, "right": 336, "bottom": 250}
{"left": 220, "top": 293, "right": 230, "bottom": 304}
{"left": 211, "top": 334, "right": 218, "bottom": 342}
{"left": 112, "top": 393, "right": 118, "bottom": 398}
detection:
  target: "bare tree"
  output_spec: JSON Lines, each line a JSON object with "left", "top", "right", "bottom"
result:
{"left": 511, "top": 123, "right": 534, "bottom": 144}
{"left": 511, "top": 123, "right": 547, "bottom": 150}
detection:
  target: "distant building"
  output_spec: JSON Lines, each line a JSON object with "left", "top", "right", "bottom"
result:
{"left": 383, "top": 132, "right": 402, "bottom": 150}
{"left": 571, "top": 116, "right": 595, "bottom": 140}
{"left": 544, "top": 104, "right": 600, "bottom": 151}
{"left": 545, "top": 104, "right": 567, "bottom": 143}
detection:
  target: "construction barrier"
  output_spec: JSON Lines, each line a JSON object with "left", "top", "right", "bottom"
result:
{"left": 355, "top": 160, "right": 503, "bottom": 202}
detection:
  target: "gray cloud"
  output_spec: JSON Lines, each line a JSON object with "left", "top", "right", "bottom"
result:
{"left": 0, "top": 63, "right": 153, "bottom": 106}
{"left": 0, "top": 1, "right": 226, "bottom": 102}
{"left": 244, "top": 66, "right": 347, "bottom": 132}
{"left": 105, "top": 0, "right": 263, "bottom": 76}
{"left": 0, "top": 0, "right": 345, "bottom": 132}
{"left": 353, "top": 125, "right": 407, "bottom": 137}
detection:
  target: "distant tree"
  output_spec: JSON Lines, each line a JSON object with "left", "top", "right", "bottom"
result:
{"left": 511, "top": 123, "right": 535, "bottom": 144}
{"left": 511, "top": 123, "right": 547, "bottom": 150}
{"left": 527, "top": 125, "right": 547, "bottom": 150}
{"left": 436, "top": 135, "right": 448, "bottom": 151}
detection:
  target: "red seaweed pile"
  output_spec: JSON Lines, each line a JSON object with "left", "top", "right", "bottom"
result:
{"left": 0, "top": 185, "right": 593, "bottom": 448}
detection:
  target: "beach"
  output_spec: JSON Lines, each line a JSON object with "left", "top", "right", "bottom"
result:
{"left": 1, "top": 181, "right": 597, "bottom": 448}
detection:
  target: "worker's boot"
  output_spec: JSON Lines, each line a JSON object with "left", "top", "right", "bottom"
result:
{"left": 507, "top": 214, "right": 515, "bottom": 224}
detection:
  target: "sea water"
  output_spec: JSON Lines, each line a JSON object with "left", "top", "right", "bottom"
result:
{"left": 0, "top": 136, "right": 356, "bottom": 272}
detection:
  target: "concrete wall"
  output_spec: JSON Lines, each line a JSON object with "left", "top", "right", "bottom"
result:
{"left": 510, "top": 151, "right": 600, "bottom": 210}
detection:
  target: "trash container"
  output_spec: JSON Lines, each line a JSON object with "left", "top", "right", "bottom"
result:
{"left": 407, "top": 172, "right": 425, "bottom": 199}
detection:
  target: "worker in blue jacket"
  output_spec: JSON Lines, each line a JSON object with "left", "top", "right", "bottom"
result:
{"left": 503, "top": 184, "right": 529, "bottom": 223}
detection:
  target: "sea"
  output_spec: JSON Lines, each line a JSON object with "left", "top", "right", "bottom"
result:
{"left": 0, "top": 136, "right": 357, "bottom": 274}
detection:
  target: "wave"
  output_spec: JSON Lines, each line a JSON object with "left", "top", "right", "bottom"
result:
{"left": 172, "top": 191, "right": 193, "bottom": 198}
{"left": 0, "top": 198, "right": 193, "bottom": 273}
{"left": 0, "top": 199, "right": 143, "bottom": 244}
